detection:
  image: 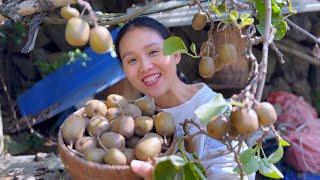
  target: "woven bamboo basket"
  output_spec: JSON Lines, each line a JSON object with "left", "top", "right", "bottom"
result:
{"left": 58, "top": 108, "right": 176, "bottom": 180}
{"left": 206, "top": 25, "right": 250, "bottom": 90}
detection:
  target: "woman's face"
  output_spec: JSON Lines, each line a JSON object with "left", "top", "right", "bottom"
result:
{"left": 119, "top": 27, "right": 180, "bottom": 98}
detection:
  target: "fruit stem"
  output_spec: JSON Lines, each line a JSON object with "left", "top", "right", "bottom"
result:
{"left": 227, "top": 140, "right": 245, "bottom": 180}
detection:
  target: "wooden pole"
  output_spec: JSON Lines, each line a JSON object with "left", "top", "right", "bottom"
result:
{"left": 0, "top": 0, "right": 77, "bottom": 23}
{"left": 0, "top": 103, "right": 3, "bottom": 157}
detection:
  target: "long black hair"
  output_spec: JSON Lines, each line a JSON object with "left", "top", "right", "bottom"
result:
{"left": 114, "top": 16, "right": 171, "bottom": 60}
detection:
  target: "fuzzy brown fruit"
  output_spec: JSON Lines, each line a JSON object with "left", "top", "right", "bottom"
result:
{"left": 144, "top": 132, "right": 164, "bottom": 145}
{"left": 65, "top": 17, "right": 90, "bottom": 46}
{"left": 99, "top": 132, "right": 125, "bottom": 150}
{"left": 123, "top": 148, "right": 135, "bottom": 164}
{"left": 192, "top": 11, "right": 208, "bottom": 31}
{"left": 134, "top": 96, "right": 155, "bottom": 116}
{"left": 60, "top": 6, "right": 80, "bottom": 20}
{"left": 106, "top": 107, "right": 123, "bottom": 120}
{"left": 184, "top": 137, "right": 197, "bottom": 154}
{"left": 217, "top": 43, "right": 237, "bottom": 65}
{"left": 61, "top": 115, "right": 86, "bottom": 146}
{"left": 124, "top": 103, "right": 142, "bottom": 119}
{"left": 199, "top": 56, "right": 215, "bottom": 78}
{"left": 105, "top": 94, "right": 128, "bottom": 108}
{"left": 214, "top": 58, "right": 224, "bottom": 72}
{"left": 84, "top": 148, "right": 106, "bottom": 163}
{"left": 86, "top": 115, "right": 109, "bottom": 137}
{"left": 85, "top": 99, "right": 108, "bottom": 118}
{"left": 104, "top": 148, "right": 127, "bottom": 165}
{"left": 230, "top": 108, "right": 259, "bottom": 135}
{"left": 134, "top": 116, "right": 154, "bottom": 136}
{"left": 89, "top": 26, "right": 113, "bottom": 54}
{"left": 206, "top": 115, "right": 230, "bottom": 140}
{"left": 254, "top": 102, "right": 277, "bottom": 126}
{"left": 126, "top": 135, "right": 140, "bottom": 149}
{"left": 135, "top": 136, "right": 162, "bottom": 161}
{"left": 111, "top": 116, "right": 135, "bottom": 138}
{"left": 154, "top": 112, "right": 175, "bottom": 137}
{"left": 75, "top": 136, "right": 98, "bottom": 153}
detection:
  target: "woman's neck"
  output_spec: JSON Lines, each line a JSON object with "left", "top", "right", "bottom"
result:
{"left": 154, "top": 78, "right": 198, "bottom": 109}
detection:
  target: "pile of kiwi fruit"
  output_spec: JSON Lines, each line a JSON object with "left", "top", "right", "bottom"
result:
{"left": 206, "top": 102, "right": 278, "bottom": 140}
{"left": 61, "top": 94, "right": 176, "bottom": 166}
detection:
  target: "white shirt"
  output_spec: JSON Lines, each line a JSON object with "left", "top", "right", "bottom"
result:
{"left": 160, "top": 83, "right": 255, "bottom": 180}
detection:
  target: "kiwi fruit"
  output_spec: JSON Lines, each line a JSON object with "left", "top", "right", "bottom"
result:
{"left": 75, "top": 136, "right": 98, "bottom": 153}
{"left": 103, "top": 148, "right": 127, "bottom": 165}
{"left": 60, "top": 6, "right": 80, "bottom": 20}
{"left": 206, "top": 115, "right": 230, "bottom": 140}
{"left": 154, "top": 112, "right": 175, "bottom": 137}
{"left": 135, "top": 136, "right": 162, "bottom": 161}
{"left": 184, "top": 137, "right": 197, "bottom": 154}
{"left": 192, "top": 11, "right": 208, "bottom": 31}
{"left": 134, "top": 116, "right": 154, "bottom": 136}
{"left": 89, "top": 25, "right": 113, "bottom": 54}
{"left": 84, "top": 148, "right": 106, "bottom": 163}
{"left": 218, "top": 43, "right": 237, "bottom": 65}
{"left": 144, "top": 132, "right": 164, "bottom": 145}
{"left": 124, "top": 103, "right": 142, "bottom": 119}
{"left": 134, "top": 96, "right": 156, "bottom": 116}
{"left": 199, "top": 56, "right": 215, "bottom": 78}
{"left": 105, "top": 94, "right": 128, "bottom": 108}
{"left": 99, "top": 132, "right": 125, "bottom": 150}
{"left": 110, "top": 116, "right": 135, "bottom": 138}
{"left": 86, "top": 115, "right": 110, "bottom": 137}
{"left": 126, "top": 135, "right": 141, "bottom": 149}
{"left": 62, "top": 115, "right": 86, "bottom": 146}
{"left": 230, "top": 108, "right": 259, "bottom": 135}
{"left": 253, "top": 102, "right": 277, "bottom": 126}
{"left": 106, "top": 107, "right": 123, "bottom": 120}
{"left": 85, "top": 99, "right": 108, "bottom": 118}
{"left": 123, "top": 148, "right": 135, "bottom": 164}
{"left": 214, "top": 58, "right": 224, "bottom": 72}
{"left": 65, "top": 17, "right": 90, "bottom": 46}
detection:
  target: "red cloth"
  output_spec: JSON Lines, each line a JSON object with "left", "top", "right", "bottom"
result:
{"left": 268, "top": 91, "right": 320, "bottom": 174}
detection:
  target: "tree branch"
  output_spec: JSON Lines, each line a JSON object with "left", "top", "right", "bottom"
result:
{"left": 255, "top": 0, "right": 272, "bottom": 101}
{"left": 0, "top": 0, "right": 77, "bottom": 23}
{"left": 286, "top": 18, "right": 320, "bottom": 44}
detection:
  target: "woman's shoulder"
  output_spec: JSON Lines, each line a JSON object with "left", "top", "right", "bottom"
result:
{"left": 191, "top": 83, "right": 217, "bottom": 104}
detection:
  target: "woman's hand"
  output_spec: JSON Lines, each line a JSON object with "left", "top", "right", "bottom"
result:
{"left": 130, "top": 160, "right": 154, "bottom": 180}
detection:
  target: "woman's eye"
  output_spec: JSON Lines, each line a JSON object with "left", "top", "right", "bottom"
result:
{"left": 127, "top": 58, "right": 137, "bottom": 64}
{"left": 149, "top": 50, "right": 159, "bottom": 56}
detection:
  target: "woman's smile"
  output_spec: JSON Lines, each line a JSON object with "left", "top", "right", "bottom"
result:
{"left": 141, "top": 73, "right": 161, "bottom": 87}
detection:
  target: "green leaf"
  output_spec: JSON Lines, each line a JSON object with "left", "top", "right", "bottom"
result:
{"left": 182, "top": 162, "right": 206, "bottom": 180}
{"left": 229, "top": 10, "right": 239, "bottom": 22}
{"left": 163, "top": 36, "right": 188, "bottom": 56}
{"left": 240, "top": 13, "right": 251, "bottom": 21}
{"left": 243, "top": 156, "right": 260, "bottom": 175}
{"left": 279, "top": 139, "right": 290, "bottom": 147}
{"left": 273, "top": 20, "right": 287, "bottom": 40}
{"left": 242, "top": 18, "right": 254, "bottom": 26}
{"left": 195, "top": 93, "right": 231, "bottom": 124}
{"left": 240, "top": 148, "right": 256, "bottom": 164}
{"left": 210, "top": 4, "right": 222, "bottom": 17}
{"left": 217, "top": 3, "right": 227, "bottom": 15}
{"left": 190, "top": 43, "right": 197, "bottom": 55}
{"left": 268, "top": 146, "right": 283, "bottom": 164}
{"left": 259, "top": 158, "right": 284, "bottom": 179}
{"left": 154, "top": 158, "right": 180, "bottom": 180}
{"left": 157, "top": 155, "right": 187, "bottom": 167}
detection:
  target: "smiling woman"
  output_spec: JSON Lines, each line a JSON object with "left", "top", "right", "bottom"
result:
{"left": 114, "top": 16, "right": 255, "bottom": 180}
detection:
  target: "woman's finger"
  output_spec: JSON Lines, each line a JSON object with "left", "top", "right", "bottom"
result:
{"left": 131, "top": 160, "right": 154, "bottom": 180}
